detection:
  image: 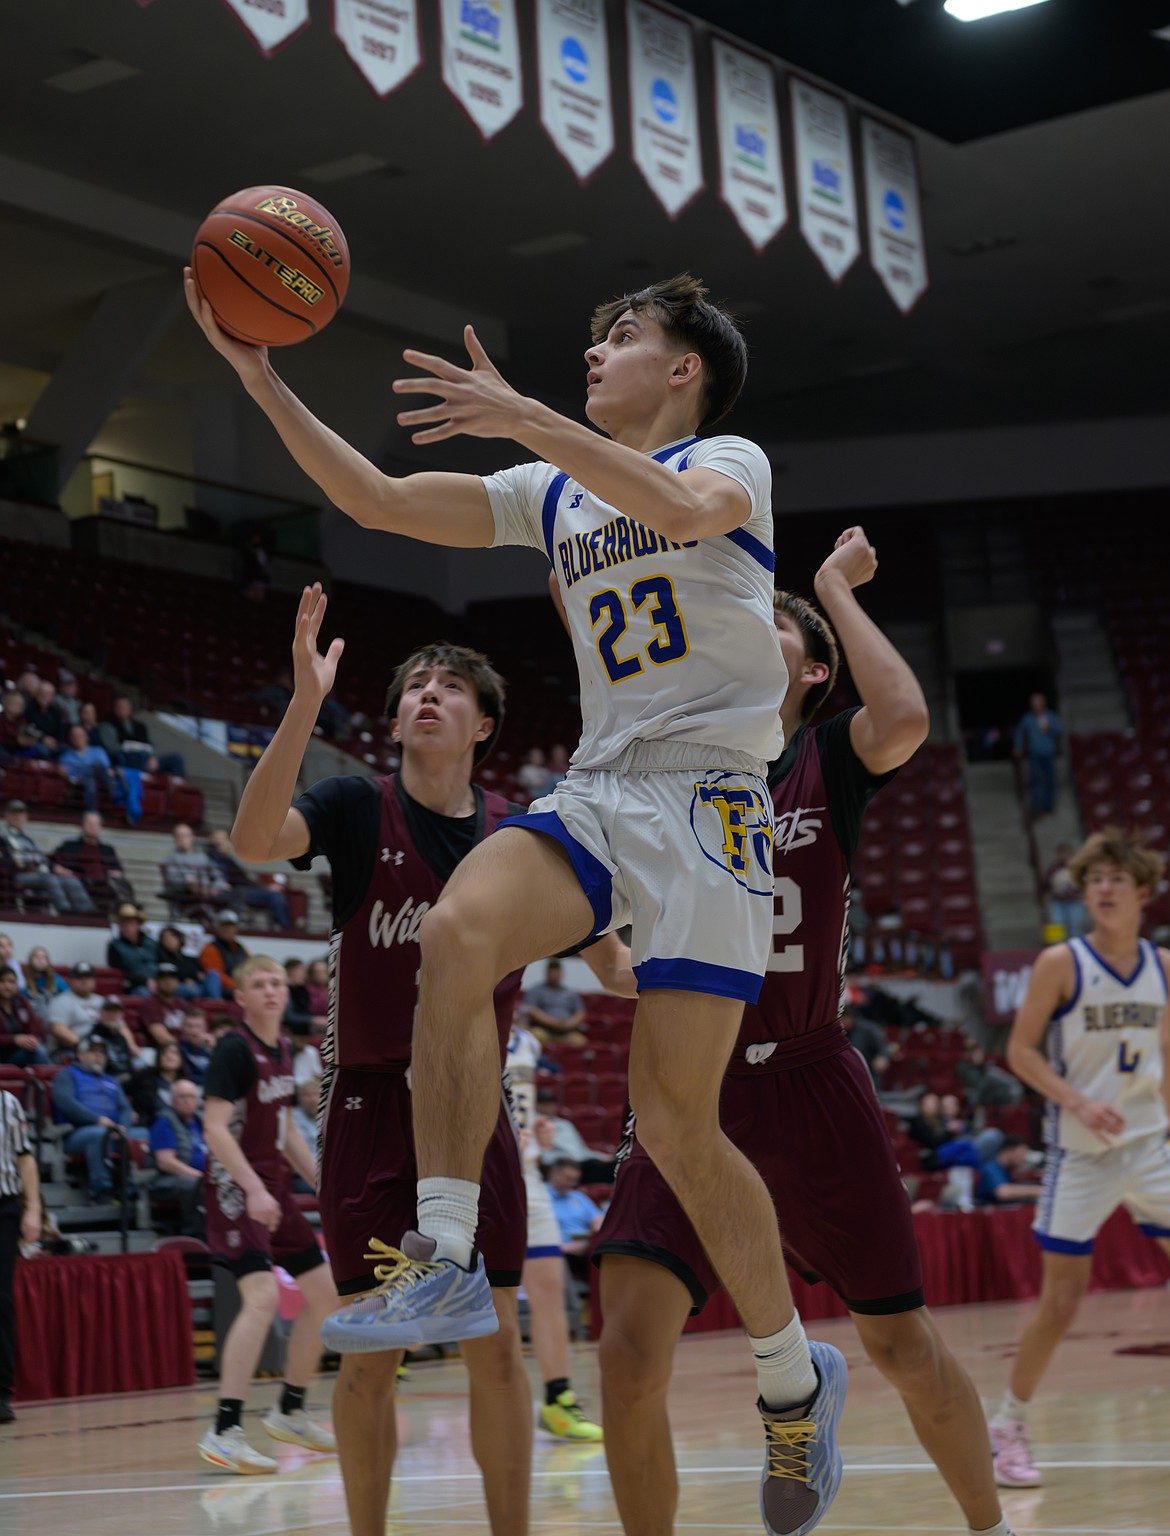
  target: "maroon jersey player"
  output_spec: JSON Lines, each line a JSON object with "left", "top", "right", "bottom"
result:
{"left": 200, "top": 954, "right": 340, "bottom": 1474}
{"left": 595, "top": 528, "right": 1017, "bottom": 1536}
{"left": 229, "top": 586, "right": 631, "bottom": 1536}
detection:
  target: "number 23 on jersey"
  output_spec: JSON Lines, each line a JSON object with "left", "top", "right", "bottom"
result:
{"left": 590, "top": 575, "right": 689, "bottom": 684}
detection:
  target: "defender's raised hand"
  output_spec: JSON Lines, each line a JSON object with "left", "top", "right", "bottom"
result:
{"left": 292, "top": 583, "right": 345, "bottom": 703}
{"left": 817, "top": 526, "right": 878, "bottom": 590}
{"left": 393, "top": 325, "right": 527, "bottom": 445}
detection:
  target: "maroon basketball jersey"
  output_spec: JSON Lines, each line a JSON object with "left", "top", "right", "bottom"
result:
{"left": 330, "top": 777, "right": 522, "bottom": 1072}
{"left": 224, "top": 1023, "right": 296, "bottom": 1186}
{"left": 740, "top": 721, "right": 858, "bottom": 1047}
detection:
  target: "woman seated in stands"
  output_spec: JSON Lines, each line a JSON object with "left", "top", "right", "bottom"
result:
{"left": 129, "top": 1037, "right": 185, "bottom": 1124}
{"left": 158, "top": 925, "right": 214, "bottom": 1000}
{"left": 20, "top": 945, "right": 68, "bottom": 1021}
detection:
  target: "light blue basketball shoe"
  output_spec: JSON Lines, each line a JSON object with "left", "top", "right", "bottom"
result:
{"left": 319, "top": 1232, "right": 499, "bottom": 1354}
{"left": 758, "top": 1339, "right": 847, "bottom": 1536}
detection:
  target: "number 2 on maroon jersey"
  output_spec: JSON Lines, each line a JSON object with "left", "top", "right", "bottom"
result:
{"left": 767, "top": 876, "right": 804, "bottom": 972}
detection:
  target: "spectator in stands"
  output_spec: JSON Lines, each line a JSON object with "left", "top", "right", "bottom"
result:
{"left": 92, "top": 998, "right": 150, "bottom": 1083}
{"left": 517, "top": 747, "right": 549, "bottom": 796}
{"left": 15, "top": 671, "right": 40, "bottom": 713}
{"left": 58, "top": 724, "right": 117, "bottom": 814}
{"left": 20, "top": 947, "right": 67, "bottom": 1021}
{"left": 306, "top": 958, "right": 329, "bottom": 1017}
{"left": 250, "top": 667, "right": 294, "bottom": 718}
{"left": 542, "top": 743, "right": 570, "bottom": 794}
{"left": 1044, "top": 843, "right": 1085, "bottom": 938}
{"left": 0, "top": 1082, "right": 42, "bottom": 1423}
{"left": 283, "top": 959, "right": 327, "bottom": 1035}
{"left": 199, "top": 910, "right": 249, "bottom": 997}
{"left": 524, "top": 960, "right": 587, "bottom": 1046}
{"left": 955, "top": 1036, "right": 1024, "bottom": 1107}
{"left": 290, "top": 1077, "right": 320, "bottom": 1193}
{"left": 0, "top": 800, "right": 96, "bottom": 914}
{"left": 177, "top": 1009, "right": 214, "bottom": 1086}
{"left": 129, "top": 1037, "right": 185, "bottom": 1123}
{"left": 289, "top": 1026, "right": 323, "bottom": 1089}
{"left": 546, "top": 1158, "right": 605, "bottom": 1258}
{"left": 1014, "top": 691, "right": 1063, "bottom": 819}
{"left": 536, "top": 1087, "right": 616, "bottom": 1184}
{"left": 102, "top": 696, "right": 186, "bottom": 777}
{"left": 56, "top": 669, "right": 82, "bottom": 728}
{"left": 0, "top": 966, "right": 48, "bottom": 1065}
{"left": 205, "top": 829, "right": 291, "bottom": 930}
{"left": 51, "top": 811, "right": 134, "bottom": 915}
{"left": 78, "top": 701, "right": 100, "bottom": 743}
{"left": 45, "top": 960, "right": 103, "bottom": 1056}
{"left": 148, "top": 1078, "right": 207, "bottom": 1238}
{"left": 135, "top": 962, "right": 188, "bottom": 1049}
{"left": 107, "top": 903, "right": 161, "bottom": 996}
{"left": 0, "top": 691, "right": 38, "bottom": 761}
{"left": 842, "top": 1002, "right": 892, "bottom": 1084}
{"left": 157, "top": 924, "right": 213, "bottom": 1000}
{"left": 164, "top": 823, "right": 228, "bottom": 911}
{"left": 0, "top": 937, "right": 11, "bottom": 968}
{"left": 975, "top": 1136, "right": 1042, "bottom": 1207}
{"left": 50, "top": 1035, "right": 133, "bottom": 1203}
{"left": 24, "top": 681, "right": 67, "bottom": 757}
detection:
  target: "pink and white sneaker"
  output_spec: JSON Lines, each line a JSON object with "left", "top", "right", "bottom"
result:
{"left": 989, "top": 1418, "right": 1043, "bottom": 1487}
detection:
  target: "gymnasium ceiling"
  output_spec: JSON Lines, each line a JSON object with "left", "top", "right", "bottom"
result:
{"left": 1, "top": 0, "right": 1169, "bottom": 479}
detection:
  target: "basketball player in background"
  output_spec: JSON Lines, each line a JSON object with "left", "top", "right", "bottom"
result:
{"left": 187, "top": 269, "right": 847, "bottom": 1536}
{"left": 988, "top": 830, "right": 1170, "bottom": 1487}
{"left": 229, "top": 589, "right": 628, "bottom": 1534}
{"left": 593, "top": 528, "right": 1017, "bottom": 1536}
{"left": 199, "top": 955, "right": 339, "bottom": 1474}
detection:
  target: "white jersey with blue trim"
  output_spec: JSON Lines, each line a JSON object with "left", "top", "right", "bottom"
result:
{"left": 1044, "top": 936, "right": 1168, "bottom": 1154}
{"left": 505, "top": 1024, "right": 542, "bottom": 1167}
{"left": 483, "top": 434, "right": 786, "bottom": 770}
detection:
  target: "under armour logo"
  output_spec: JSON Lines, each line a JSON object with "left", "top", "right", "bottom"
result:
{"left": 381, "top": 848, "right": 405, "bottom": 866}
{"left": 345, "top": 1096, "right": 363, "bottom": 1111}
{"left": 569, "top": 492, "right": 583, "bottom": 509}
{"left": 745, "top": 1042, "right": 777, "bottom": 1066}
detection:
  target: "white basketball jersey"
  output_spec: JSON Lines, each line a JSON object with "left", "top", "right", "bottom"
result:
{"left": 1045, "top": 937, "right": 1168, "bottom": 1154}
{"left": 484, "top": 435, "right": 786, "bottom": 770}
{"left": 505, "top": 1024, "right": 542, "bottom": 1168}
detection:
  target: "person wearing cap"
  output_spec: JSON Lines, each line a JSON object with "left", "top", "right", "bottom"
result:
{"left": 46, "top": 962, "right": 104, "bottom": 1056}
{"left": 0, "top": 966, "right": 48, "bottom": 1066}
{"left": 106, "top": 904, "right": 161, "bottom": 996}
{"left": 198, "top": 911, "right": 249, "bottom": 998}
{"left": 92, "top": 999, "right": 151, "bottom": 1083}
{"left": 0, "top": 800, "right": 95, "bottom": 914}
{"left": 50, "top": 1035, "right": 134, "bottom": 1203}
{"left": 135, "top": 963, "right": 189, "bottom": 1049}
{"left": 56, "top": 669, "right": 82, "bottom": 728}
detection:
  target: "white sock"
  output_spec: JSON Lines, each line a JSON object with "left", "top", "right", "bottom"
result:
{"left": 749, "top": 1314, "right": 818, "bottom": 1411}
{"left": 969, "top": 1521, "right": 1011, "bottom": 1536}
{"left": 416, "top": 1177, "right": 479, "bottom": 1269}
{"left": 993, "top": 1389, "right": 1029, "bottom": 1424}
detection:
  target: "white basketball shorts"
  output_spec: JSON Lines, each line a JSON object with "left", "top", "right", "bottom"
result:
{"left": 1034, "top": 1129, "right": 1170, "bottom": 1253}
{"left": 499, "top": 741, "right": 776, "bottom": 1004}
{"left": 525, "top": 1166, "right": 562, "bottom": 1259}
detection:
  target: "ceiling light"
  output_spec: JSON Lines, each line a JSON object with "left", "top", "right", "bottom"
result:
{"left": 944, "top": 0, "right": 1049, "bottom": 20}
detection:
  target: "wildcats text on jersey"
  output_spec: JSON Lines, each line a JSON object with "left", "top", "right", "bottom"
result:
{"left": 557, "top": 513, "right": 697, "bottom": 590}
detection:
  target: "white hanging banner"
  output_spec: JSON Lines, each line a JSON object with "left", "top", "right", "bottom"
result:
{"left": 712, "top": 38, "right": 786, "bottom": 254}
{"left": 626, "top": 0, "right": 703, "bottom": 219}
{"left": 790, "top": 78, "right": 859, "bottom": 283}
{"left": 861, "top": 117, "right": 928, "bottom": 314}
{"left": 440, "top": 0, "right": 523, "bottom": 141}
{"left": 333, "top": 0, "right": 422, "bottom": 97}
{"left": 537, "top": 0, "right": 614, "bottom": 184}
{"left": 219, "top": 0, "right": 310, "bottom": 57}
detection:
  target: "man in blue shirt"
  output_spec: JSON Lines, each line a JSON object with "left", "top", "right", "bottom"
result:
{"left": 149, "top": 1078, "right": 207, "bottom": 1236}
{"left": 547, "top": 1158, "right": 605, "bottom": 1252}
{"left": 1013, "top": 693, "right": 1063, "bottom": 819}
{"left": 976, "top": 1137, "right": 1042, "bottom": 1207}
{"left": 51, "top": 1035, "right": 133, "bottom": 1201}
{"left": 58, "top": 725, "right": 117, "bottom": 813}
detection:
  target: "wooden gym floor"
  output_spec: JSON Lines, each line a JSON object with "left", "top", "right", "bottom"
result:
{"left": 0, "top": 1289, "right": 1166, "bottom": 1536}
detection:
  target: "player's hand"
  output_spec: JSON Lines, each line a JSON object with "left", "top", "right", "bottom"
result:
{"left": 1071, "top": 1096, "right": 1126, "bottom": 1143}
{"left": 392, "top": 326, "right": 526, "bottom": 445}
{"left": 183, "top": 268, "right": 269, "bottom": 384}
{"left": 246, "top": 1186, "right": 282, "bottom": 1233}
{"left": 816, "top": 526, "right": 878, "bottom": 590}
{"left": 292, "top": 583, "right": 345, "bottom": 704}
{"left": 20, "top": 1209, "right": 41, "bottom": 1246}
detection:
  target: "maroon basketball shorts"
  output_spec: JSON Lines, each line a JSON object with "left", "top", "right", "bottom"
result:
{"left": 318, "top": 1065, "right": 526, "bottom": 1296}
{"left": 595, "top": 1035, "right": 925, "bottom": 1314}
{"left": 204, "top": 1164, "right": 323, "bottom": 1281}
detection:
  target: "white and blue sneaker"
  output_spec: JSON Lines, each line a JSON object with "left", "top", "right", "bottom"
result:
{"left": 319, "top": 1231, "right": 499, "bottom": 1354}
{"left": 758, "top": 1339, "right": 847, "bottom": 1536}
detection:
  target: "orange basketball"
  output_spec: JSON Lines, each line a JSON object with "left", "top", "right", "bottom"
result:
{"left": 191, "top": 185, "right": 350, "bottom": 347}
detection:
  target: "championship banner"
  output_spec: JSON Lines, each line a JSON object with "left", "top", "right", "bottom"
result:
{"left": 537, "top": 0, "right": 614, "bottom": 184}
{"left": 219, "top": 0, "right": 310, "bottom": 57}
{"left": 333, "top": 0, "right": 422, "bottom": 97}
{"left": 790, "top": 78, "right": 859, "bottom": 283}
{"left": 980, "top": 949, "right": 1040, "bottom": 1027}
{"left": 626, "top": 0, "right": 703, "bottom": 219}
{"left": 440, "top": 0, "right": 523, "bottom": 141}
{"left": 712, "top": 38, "right": 786, "bottom": 253}
{"left": 861, "top": 116, "right": 929, "bottom": 314}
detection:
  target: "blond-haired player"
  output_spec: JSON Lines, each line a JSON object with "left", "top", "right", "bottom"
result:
{"left": 988, "top": 829, "right": 1170, "bottom": 1486}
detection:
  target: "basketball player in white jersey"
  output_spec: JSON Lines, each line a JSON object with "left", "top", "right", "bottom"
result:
{"left": 506, "top": 1021, "right": 602, "bottom": 1442}
{"left": 988, "top": 828, "right": 1170, "bottom": 1487}
{"left": 186, "top": 270, "right": 845, "bottom": 1536}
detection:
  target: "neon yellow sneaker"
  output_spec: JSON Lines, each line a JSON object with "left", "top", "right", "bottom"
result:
{"left": 539, "top": 1389, "right": 603, "bottom": 1443}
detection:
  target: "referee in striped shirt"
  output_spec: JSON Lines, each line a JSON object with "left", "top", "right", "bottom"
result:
{"left": 0, "top": 1087, "right": 42, "bottom": 1423}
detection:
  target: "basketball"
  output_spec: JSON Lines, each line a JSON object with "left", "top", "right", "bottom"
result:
{"left": 190, "top": 185, "right": 350, "bottom": 347}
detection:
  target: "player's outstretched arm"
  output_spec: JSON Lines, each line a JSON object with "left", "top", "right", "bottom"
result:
{"left": 232, "top": 584, "right": 339, "bottom": 864}
{"left": 813, "top": 527, "right": 929, "bottom": 775}
{"left": 184, "top": 272, "right": 493, "bottom": 548}
{"left": 1007, "top": 946, "right": 1126, "bottom": 1145}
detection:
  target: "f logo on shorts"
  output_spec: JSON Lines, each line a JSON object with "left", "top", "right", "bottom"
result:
{"left": 690, "top": 774, "right": 774, "bottom": 896}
